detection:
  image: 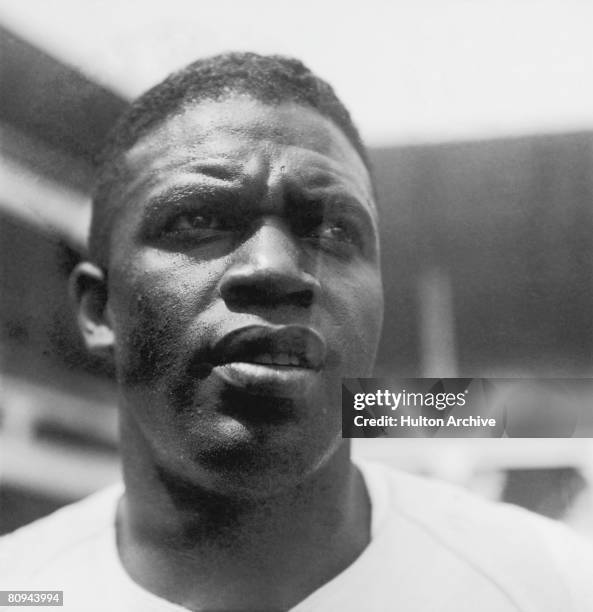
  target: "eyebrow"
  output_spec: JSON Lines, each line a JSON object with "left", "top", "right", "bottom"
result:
{"left": 292, "top": 176, "right": 378, "bottom": 224}
{"left": 289, "top": 164, "right": 377, "bottom": 215}
{"left": 184, "top": 161, "right": 249, "bottom": 182}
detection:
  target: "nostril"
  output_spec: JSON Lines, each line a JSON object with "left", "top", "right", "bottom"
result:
{"left": 222, "top": 284, "right": 315, "bottom": 309}
{"left": 292, "top": 289, "right": 314, "bottom": 308}
{"left": 222, "top": 284, "right": 261, "bottom": 307}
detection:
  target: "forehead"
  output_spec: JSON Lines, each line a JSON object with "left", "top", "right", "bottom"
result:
{"left": 120, "top": 96, "right": 375, "bottom": 209}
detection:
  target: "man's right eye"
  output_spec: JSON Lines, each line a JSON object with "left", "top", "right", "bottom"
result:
{"left": 165, "top": 210, "right": 225, "bottom": 233}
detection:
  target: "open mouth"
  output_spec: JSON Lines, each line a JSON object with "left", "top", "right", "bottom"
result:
{"left": 212, "top": 325, "right": 325, "bottom": 370}
{"left": 251, "top": 353, "right": 307, "bottom": 367}
{"left": 209, "top": 325, "right": 326, "bottom": 396}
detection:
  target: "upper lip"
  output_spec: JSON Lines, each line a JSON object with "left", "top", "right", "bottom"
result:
{"left": 211, "top": 325, "right": 326, "bottom": 370}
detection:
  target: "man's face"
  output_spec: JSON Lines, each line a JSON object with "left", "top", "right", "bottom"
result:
{"left": 102, "top": 96, "right": 383, "bottom": 493}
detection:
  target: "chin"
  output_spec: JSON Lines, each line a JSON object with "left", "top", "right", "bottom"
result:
{"left": 166, "top": 416, "right": 346, "bottom": 499}
{"left": 123, "top": 368, "right": 347, "bottom": 497}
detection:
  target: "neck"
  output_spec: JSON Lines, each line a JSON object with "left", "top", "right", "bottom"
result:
{"left": 117, "top": 428, "right": 371, "bottom": 611}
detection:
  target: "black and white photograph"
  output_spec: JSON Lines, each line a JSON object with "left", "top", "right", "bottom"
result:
{"left": 1, "top": 1, "right": 593, "bottom": 610}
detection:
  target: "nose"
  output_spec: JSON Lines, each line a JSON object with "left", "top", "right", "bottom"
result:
{"left": 218, "top": 217, "right": 320, "bottom": 309}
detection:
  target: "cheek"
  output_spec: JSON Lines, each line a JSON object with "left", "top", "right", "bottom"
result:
{"left": 109, "top": 251, "right": 217, "bottom": 326}
{"left": 106, "top": 253, "right": 220, "bottom": 384}
{"left": 322, "top": 265, "right": 384, "bottom": 374}
{"left": 350, "top": 285, "right": 384, "bottom": 371}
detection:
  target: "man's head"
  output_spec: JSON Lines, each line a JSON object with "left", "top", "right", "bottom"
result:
{"left": 72, "top": 52, "right": 384, "bottom": 496}
{"left": 89, "top": 52, "right": 372, "bottom": 268}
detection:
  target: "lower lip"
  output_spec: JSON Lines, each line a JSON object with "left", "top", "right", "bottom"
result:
{"left": 212, "top": 362, "right": 319, "bottom": 397}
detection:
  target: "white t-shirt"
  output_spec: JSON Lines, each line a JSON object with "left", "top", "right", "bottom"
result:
{"left": 1, "top": 461, "right": 592, "bottom": 611}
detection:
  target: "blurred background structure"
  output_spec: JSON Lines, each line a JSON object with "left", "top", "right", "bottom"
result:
{"left": 1, "top": 1, "right": 592, "bottom": 538}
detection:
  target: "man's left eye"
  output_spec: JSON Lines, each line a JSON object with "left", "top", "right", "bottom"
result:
{"left": 308, "top": 217, "right": 363, "bottom": 247}
{"left": 316, "top": 223, "right": 355, "bottom": 243}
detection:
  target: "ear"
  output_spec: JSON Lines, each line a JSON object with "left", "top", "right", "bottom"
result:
{"left": 69, "top": 261, "right": 114, "bottom": 353}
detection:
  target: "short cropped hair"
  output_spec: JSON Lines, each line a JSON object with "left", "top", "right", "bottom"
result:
{"left": 90, "top": 52, "right": 372, "bottom": 267}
